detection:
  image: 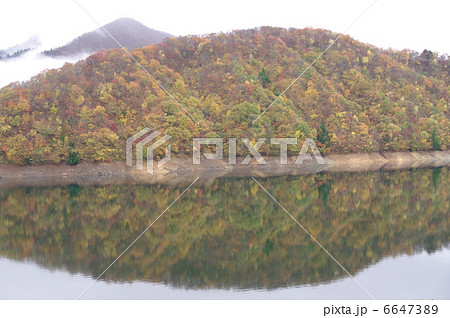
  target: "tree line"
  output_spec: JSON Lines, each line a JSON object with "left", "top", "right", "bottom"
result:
{"left": 0, "top": 27, "right": 448, "bottom": 165}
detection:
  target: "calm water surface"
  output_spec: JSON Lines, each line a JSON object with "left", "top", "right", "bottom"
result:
{"left": 0, "top": 167, "right": 448, "bottom": 299}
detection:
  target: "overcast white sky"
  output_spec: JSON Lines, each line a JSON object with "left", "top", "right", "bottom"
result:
{"left": 0, "top": 0, "right": 449, "bottom": 87}
{"left": 1, "top": 0, "right": 448, "bottom": 52}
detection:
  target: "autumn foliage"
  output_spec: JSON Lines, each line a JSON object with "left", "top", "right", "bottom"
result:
{"left": 0, "top": 168, "right": 448, "bottom": 287}
{"left": 0, "top": 27, "right": 448, "bottom": 164}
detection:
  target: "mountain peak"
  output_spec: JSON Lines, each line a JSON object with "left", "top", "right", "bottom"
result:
{"left": 43, "top": 18, "right": 171, "bottom": 57}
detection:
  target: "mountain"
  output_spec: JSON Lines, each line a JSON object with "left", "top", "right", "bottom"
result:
{"left": 0, "top": 27, "right": 448, "bottom": 165}
{"left": 0, "top": 35, "right": 40, "bottom": 60}
{"left": 43, "top": 17, "right": 172, "bottom": 57}
{"left": 0, "top": 48, "right": 32, "bottom": 60}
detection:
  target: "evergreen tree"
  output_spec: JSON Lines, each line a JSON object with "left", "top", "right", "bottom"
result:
{"left": 317, "top": 120, "right": 331, "bottom": 147}
{"left": 68, "top": 151, "right": 80, "bottom": 165}
{"left": 431, "top": 128, "right": 441, "bottom": 150}
{"left": 258, "top": 68, "right": 271, "bottom": 88}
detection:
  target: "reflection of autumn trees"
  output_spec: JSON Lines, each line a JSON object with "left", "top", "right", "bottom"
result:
{"left": 0, "top": 168, "right": 448, "bottom": 289}
{"left": 0, "top": 27, "right": 448, "bottom": 164}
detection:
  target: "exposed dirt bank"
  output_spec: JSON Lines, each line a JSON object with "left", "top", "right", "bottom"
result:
{"left": 0, "top": 151, "right": 449, "bottom": 188}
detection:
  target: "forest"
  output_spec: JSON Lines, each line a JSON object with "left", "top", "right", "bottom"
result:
{"left": 0, "top": 168, "right": 447, "bottom": 288}
{"left": 0, "top": 27, "right": 448, "bottom": 165}
{"left": 0, "top": 48, "right": 32, "bottom": 60}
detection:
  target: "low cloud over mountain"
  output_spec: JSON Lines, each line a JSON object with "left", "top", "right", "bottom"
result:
{"left": 0, "top": 35, "right": 41, "bottom": 60}
{"left": 0, "top": 18, "right": 171, "bottom": 88}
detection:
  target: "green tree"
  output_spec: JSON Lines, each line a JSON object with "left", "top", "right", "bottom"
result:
{"left": 227, "top": 102, "right": 259, "bottom": 126}
{"left": 317, "top": 120, "right": 331, "bottom": 148}
{"left": 431, "top": 128, "right": 441, "bottom": 150}
{"left": 68, "top": 151, "right": 80, "bottom": 165}
{"left": 258, "top": 68, "right": 271, "bottom": 88}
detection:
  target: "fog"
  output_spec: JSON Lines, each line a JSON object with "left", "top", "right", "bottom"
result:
{"left": 1, "top": 0, "right": 448, "bottom": 53}
{"left": 1, "top": 0, "right": 448, "bottom": 89}
{"left": 0, "top": 36, "right": 41, "bottom": 57}
{"left": 0, "top": 48, "right": 88, "bottom": 89}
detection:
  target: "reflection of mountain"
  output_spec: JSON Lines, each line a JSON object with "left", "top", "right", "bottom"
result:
{"left": 43, "top": 18, "right": 171, "bottom": 57}
{"left": 0, "top": 168, "right": 448, "bottom": 289}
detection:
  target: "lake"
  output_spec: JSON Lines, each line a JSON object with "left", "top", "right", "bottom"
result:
{"left": 0, "top": 167, "right": 448, "bottom": 299}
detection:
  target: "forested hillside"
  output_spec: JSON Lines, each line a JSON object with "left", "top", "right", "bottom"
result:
{"left": 0, "top": 27, "right": 448, "bottom": 165}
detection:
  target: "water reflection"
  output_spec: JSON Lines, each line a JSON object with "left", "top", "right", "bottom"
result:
{"left": 0, "top": 168, "right": 448, "bottom": 290}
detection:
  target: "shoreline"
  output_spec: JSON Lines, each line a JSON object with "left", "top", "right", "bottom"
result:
{"left": 0, "top": 150, "right": 449, "bottom": 188}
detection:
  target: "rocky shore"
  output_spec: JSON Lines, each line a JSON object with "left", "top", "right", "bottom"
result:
{"left": 0, "top": 151, "right": 449, "bottom": 188}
